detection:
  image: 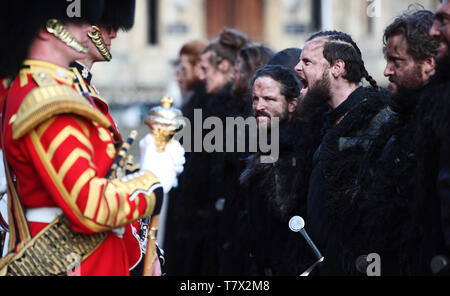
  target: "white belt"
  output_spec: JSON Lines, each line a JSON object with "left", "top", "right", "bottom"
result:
{"left": 25, "top": 207, "right": 124, "bottom": 238}
{"left": 25, "top": 207, "right": 63, "bottom": 224}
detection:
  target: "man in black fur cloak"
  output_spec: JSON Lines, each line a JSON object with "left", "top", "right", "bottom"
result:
{"left": 335, "top": 10, "right": 438, "bottom": 276}
{"left": 295, "top": 31, "right": 396, "bottom": 275}
{"left": 237, "top": 65, "right": 322, "bottom": 276}
{"left": 408, "top": 0, "right": 450, "bottom": 275}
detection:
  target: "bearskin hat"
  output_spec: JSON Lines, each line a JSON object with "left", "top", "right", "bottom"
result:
{"left": 0, "top": 0, "right": 104, "bottom": 78}
{"left": 99, "top": 0, "right": 136, "bottom": 32}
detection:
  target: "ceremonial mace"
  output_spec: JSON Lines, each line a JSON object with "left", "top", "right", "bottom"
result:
{"left": 142, "top": 96, "right": 185, "bottom": 276}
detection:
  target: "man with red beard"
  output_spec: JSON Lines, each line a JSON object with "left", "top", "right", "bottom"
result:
{"left": 294, "top": 31, "right": 395, "bottom": 275}
{"left": 176, "top": 40, "right": 208, "bottom": 121}
{"left": 409, "top": 0, "right": 450, "bottom": 275}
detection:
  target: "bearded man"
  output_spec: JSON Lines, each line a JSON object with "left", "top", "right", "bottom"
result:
{"left": 230, "top": 65, "right": 319, "bottom": 276}
{"left": 335, "top": 10, "right": 438, "bottom": 276}
{"left": 409, "top": 0, "right": 450, "bottom": 275}
{"left": 295, "top": 31, "right": 396, "bottom": 275}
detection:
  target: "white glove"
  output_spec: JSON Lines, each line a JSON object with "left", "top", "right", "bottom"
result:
{"left": 165, "top": 138, "right": 186, "bottom": 176}
{"left": 163, "top": 139, "right": 185, "bottom": 188}
{"left": 139, "top": 134, "right": 185, "bottom": 194}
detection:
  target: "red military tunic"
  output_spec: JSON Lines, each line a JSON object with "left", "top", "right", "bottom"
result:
{"left": 0, "top": 77, "right": 12, "bottom": 149}
{"left": 2, "top": 60, "right": 163, "bottom": 275}
{"left": 70, "top": 61, "right": 144, "bottom": 271}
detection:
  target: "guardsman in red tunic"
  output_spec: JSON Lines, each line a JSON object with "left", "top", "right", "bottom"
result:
{"left": 69, "top": 0, "right": 148, "bottom": 274}
{"left": 0, "top": 0, "right": 184, "bottom": 276}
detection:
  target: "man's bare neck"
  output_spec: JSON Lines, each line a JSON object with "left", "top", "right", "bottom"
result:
{"left": 28, "top": 41, "right": 72, "bottom": 69}
{"left": 329, "top": 83, "right": 360, "bottom": 110}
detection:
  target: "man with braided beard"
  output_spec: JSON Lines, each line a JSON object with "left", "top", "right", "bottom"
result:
{"left": 295, "top": 31, "right": 396, "bottom": 275}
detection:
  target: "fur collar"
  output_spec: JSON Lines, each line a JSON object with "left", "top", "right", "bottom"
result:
{"left": 240, "top": 121, "right": 313, "bottom": 221}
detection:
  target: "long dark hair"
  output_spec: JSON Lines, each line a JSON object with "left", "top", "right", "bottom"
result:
{"left": 383, "top": 9, "right": 439, "bottom": 61}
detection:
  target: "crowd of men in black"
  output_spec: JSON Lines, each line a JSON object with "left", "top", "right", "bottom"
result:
{"left": 162, "top": 2, "right": 450, "bottom": 276}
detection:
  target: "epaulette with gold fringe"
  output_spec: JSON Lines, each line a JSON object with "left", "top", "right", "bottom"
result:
{"left": 12, "top": 73, "right": 111, "bottom": 140}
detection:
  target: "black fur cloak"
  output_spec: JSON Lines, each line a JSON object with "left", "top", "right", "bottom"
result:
{"left": 337, "top": 87, "right": 422, "bottom": 276}
{"left": 164, "top": 83, "right": 252, "bottom": 276}
{"left": 408, "top": 63, "right": 450, "bottom": 275}
{"left": 235, "top": 114, "right": 323, "bottom": 276}
{"left": 311, "top": 86, "right": 398, "bottom": 275}
{"left": 163, "top": 82, "right": 215, "bottom": 276}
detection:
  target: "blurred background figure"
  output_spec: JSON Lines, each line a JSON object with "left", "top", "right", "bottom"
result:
{"left": 162, "top": 39, "right": 209, "bottom": 275}
{"left": 217, "top": 43, "right": 275, "bottom": 275}
{"left": 231, "top": 44, "right": 275, "bottom": 100}
{"left": 177, "top": 40, "right": 207, "bottom": 99}
{"left": 267, "top": 47, "right": 302, "bottom": 70}
{"left": 164, "top": 28, "right": 250, "bottom": 275}
{"left": 200, "top": 28, "right": 250, "bottom": 97}
{"left": 177, "top": 39, "right": 208, "bottom": 120}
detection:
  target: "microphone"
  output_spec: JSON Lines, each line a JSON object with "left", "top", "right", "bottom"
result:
{"left": 355, "top": 255, "right": 369, "bottom": 274}
{"left": 431, "top": 255, "right": 449, "bottom": 275}
{"left": 289, "top": 216, "right": 324, "bottom": 261}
